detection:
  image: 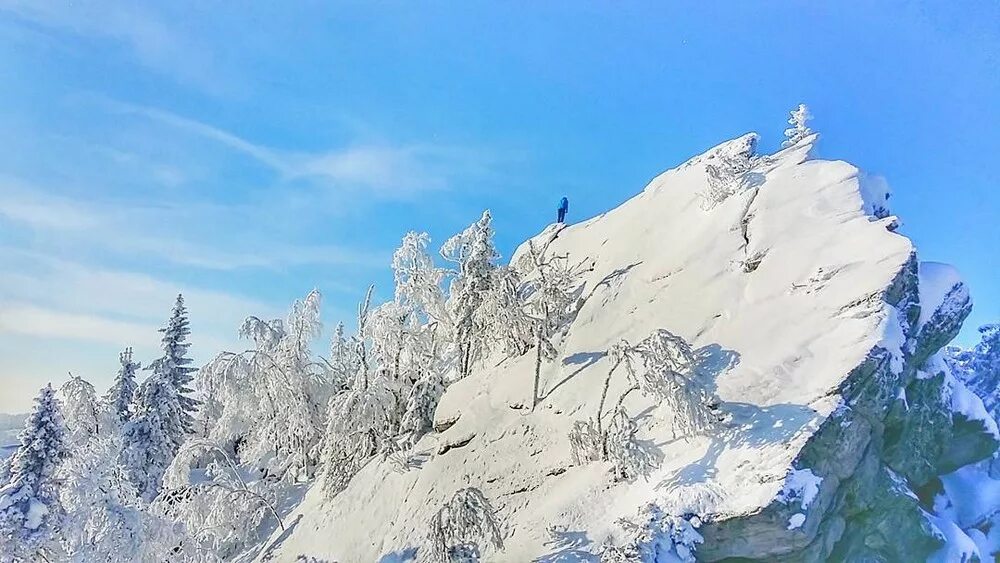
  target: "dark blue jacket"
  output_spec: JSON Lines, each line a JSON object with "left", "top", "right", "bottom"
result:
{"left": 559, "top": 197, "right": 569, "bottom": 213}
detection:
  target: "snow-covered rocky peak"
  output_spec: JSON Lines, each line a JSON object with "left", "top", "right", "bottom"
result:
{"left": 261, "top": 133, "right": 992, "bottom": 562}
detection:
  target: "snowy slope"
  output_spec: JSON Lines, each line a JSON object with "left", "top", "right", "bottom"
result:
{"left": 258, "top": 134, "right": 913, "bottom": 562}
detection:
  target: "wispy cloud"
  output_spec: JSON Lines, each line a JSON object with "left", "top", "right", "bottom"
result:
{"left": 0, "top": 178, "right": 388, "bottom": 271}
{"left": 0, "top": 303, "right": 157, "bottom": 345}
{"left": 102, "top": 98, "right": 495, "bottom": 197}
{"left": 0, "top": 0, "right": 228, "bottom": 94}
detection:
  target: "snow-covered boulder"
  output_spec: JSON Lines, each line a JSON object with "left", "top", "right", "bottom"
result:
{"left": 258, "top": 133, "right": 992, "bottom": 562}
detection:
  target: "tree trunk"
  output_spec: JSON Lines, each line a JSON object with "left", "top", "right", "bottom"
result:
{"left": 532, "top": 329, "right": 543, "bottom": 410}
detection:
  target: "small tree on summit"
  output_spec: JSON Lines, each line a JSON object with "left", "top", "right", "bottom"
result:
{"left": 0, "top": 384, "right": 67, "bottom": 561}
{"left": 782, "top": 103, "right": 813, "bottom": 147}
{"left": 148, "top": 294, "right": 199, "bottom": 434}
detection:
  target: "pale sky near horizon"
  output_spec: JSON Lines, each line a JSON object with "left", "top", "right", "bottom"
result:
{"left": 0, "top": 1, "right": 997, "bottom": 413}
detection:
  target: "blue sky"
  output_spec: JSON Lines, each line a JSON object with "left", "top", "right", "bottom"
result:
{"left": 0, "top": 1, "right": 997, "bottom": 412}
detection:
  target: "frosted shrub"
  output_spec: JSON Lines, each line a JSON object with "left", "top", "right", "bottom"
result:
{"left": 423, "top": 487, "right": 504, "bottom": 563}
{"left": 568, "top": 419, "right": 603, "bottom": 465}
{"left": 601, "top": 504, "right": 703, "bottom": 563}
{"left": 605, "top": 408, "right": 657, "bottom": 482}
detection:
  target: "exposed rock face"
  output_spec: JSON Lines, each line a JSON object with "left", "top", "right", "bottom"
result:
{"left": 698, "top": 257, "right": 995, "bottom": 562}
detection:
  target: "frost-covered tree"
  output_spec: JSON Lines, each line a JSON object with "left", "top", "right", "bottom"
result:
{"left": 197, "top": 290, "right": 330, "bottom": 482}
{"left": 701, "top": 133, "right": 760, "bottom": 209}
{"left": 951, "top": 323, "right": 1000, "bottom": 419}
{"left": 601, "top": 505, "right": 703, "bottom": 563}
{"left": 328, "top": 322, "right": 356, "bottom": 391}
{"left": 569, "top": 330, "right": 715, "bottom": 481}
{"left": 161, "top": 440, "right": 285, "bottom": 559}
{"left": 782, "top": 103, "right": 813, "bottom": 147}
{"left": 322, "top": 376, "right": 398, "bottom": 496}
{"left": 104, "top": 347, "right": 140, "bottom": 426}
{"left": 0, "top": 384, "right": 67, "bottom": 561}
{"left": 120, "top": 370, "right": 185, "bottom": 502}
{"left": 423, "top": 487, "right": 504, "bottom": 563}
{"left": 442, "top": 211, "right": 500, "bottom": 378}
{"left": 400, "top": 369, "right": 445, "bottom": 445}
{"left": 394, "top": 231, "right": 450, "bottom": 328}
{"left": 148, "top": 294, "right": 199, "bottom": 434}
{"left": 59, "top": 373, "right": 101, "bottom": 446}
{"left": 58, "top": 432, "right": 193, "bottom": 562}
{"left": 517, "top": 237, "right": 591, "bottom": 409}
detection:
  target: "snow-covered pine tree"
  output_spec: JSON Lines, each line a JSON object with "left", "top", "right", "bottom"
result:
{"left": 442, "top": 211, "right": 500, "bottom": 379}
{"left": 120, "top": 370, "right": 185, "bottom": 502}
{"left": 148, "top": 294, "right": 199, "bottom": 434}
{"left": 782, "top": 103, "right": 813, "bottom": 147}
{"left": 59, "top": 373, "right": 101, "bottom": 446}
{"left": 424, "top": 487, "right": 504, "bottom": 563}
{"left": 0, "top": 384, "right": 67, "bottom": 561}
{"left": 104, "top": 347, "right": 140, "bottom": 426}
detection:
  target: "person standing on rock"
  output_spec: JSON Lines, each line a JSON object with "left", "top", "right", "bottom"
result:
{"left": 557, "top": 196, "right": 569, "bottom": 224}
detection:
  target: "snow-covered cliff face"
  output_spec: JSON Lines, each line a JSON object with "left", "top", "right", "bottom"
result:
{"left": 259, "top": 134, "right": 995, "bottom": 562}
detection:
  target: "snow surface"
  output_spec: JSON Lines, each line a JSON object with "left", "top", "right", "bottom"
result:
{"left": 916, "top": 262, "right": 967, "bottom": 329}
{"left": 259, "top": 133, "right": 914, "bottom": 561}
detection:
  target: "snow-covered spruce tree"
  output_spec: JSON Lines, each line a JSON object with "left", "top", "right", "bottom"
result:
{"left": 197, "top": 290, "right": 330, "bottom": 482}
{"left": 701, "top": 133, "right": 760, "bottom": 209}
{"left": 423, "top": 487, "right": 504, "bottom": 563}
{"left": 0, "top": 384, "right": 67, "bottom": 562}
{"left": 104, "top": 347, "right": 140, "bottom": 426}
{"left": 782, "top": 103, "right": 813, "bottom": 147}
{"left": 120, "top": 370, "right": 185, "bottom": 502}
{"left": 148, "top": 294, "right": 199, "bottom": 434}
{"left": 58, "top": 431, "right": 196, "bottom": 562}
{"left": 59, "top": 373, "right": 101, "bottom": 447}
{"left": 517, "top": 238, "right": 591, "bottom": 409}
{"left": 442, "top": 211, "right": 500, "bottom": 379}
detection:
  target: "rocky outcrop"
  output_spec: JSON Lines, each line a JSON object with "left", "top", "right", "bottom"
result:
{"left": 698, "top": 257, "right": 995, "bottom": 562}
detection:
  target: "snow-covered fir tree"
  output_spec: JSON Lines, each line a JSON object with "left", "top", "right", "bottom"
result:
{"left": 104, "top": 347, "right": 140, "bottom": 426}
{"left": 59, "top": 373, "right": 101, "bottom": 447}
{"left": 58, "top": 431, "right": 192, "bottom": 562}
{"left": 442, "top": 211, "right": 500, "bottom": 379}
{"left": 0, "top": 384, "right": 67, "bottom": 562}
{"left": 120, "top": 370, "right": 185, "bottom": 502}
{"left": 148, "top": 294, "right": 199, "bottom": 434}
{"left": 328, "top": 322, "right": 355, "bottom": 391}
{"left": 423, "top": 487, "right": 504, "bottom": 563}
{"left": 394, "top": 231, "right": 450, "bottom": 329}
{"left": 782, "top": 103, "right": 813, "bottom": 147}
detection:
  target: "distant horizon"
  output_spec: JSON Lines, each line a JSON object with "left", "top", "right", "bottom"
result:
{"left": 1, "top": 1, "right": 997, "bottom": 413}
